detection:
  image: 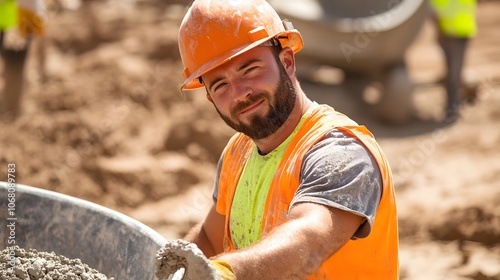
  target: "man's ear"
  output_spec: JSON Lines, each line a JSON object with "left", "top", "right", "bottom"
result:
{"left": 206, "top": 92, "right": 214, "bottom": 103}
{"left": 279, "top": 47, "right": 296, "bottom": 77}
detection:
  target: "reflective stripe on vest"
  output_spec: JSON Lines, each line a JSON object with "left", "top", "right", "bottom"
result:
{"left": 216, "top": 105, "right": 399, "bottom": 279}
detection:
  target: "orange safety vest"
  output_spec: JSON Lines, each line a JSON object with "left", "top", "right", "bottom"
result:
{"left": 216, "top": 105, "right": 399, "bottom": 279}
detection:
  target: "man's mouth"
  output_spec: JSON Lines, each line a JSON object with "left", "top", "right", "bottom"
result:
{"left": 239, "top": 99, "right": 265, "bottom": 115}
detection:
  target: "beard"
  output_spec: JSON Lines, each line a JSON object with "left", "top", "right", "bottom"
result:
{"left": 214, "top": 64, "right": 297, "bottom": 140}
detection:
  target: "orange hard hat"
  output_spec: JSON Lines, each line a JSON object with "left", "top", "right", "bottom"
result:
{"left": 178, "top": 0, "right": 304, "bottom": 91}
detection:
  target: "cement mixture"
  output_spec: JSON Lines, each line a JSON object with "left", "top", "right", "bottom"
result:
{"left": 155, "top": 239, "right": 219, "bottom": 280}
{"left": 0, "top": 246, "right": 114, "bottom": 280}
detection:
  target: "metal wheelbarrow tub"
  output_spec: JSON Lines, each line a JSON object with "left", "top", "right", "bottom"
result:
{"left": 0, "top": 182, "right": 167, "bottom": 280}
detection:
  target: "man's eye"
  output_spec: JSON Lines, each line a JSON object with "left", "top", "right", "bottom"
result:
{"left": 245, "top": 66, "right": 259, "bottom": 74}
{"left": 214, "top": 82, "right": 227, "bottom": 92}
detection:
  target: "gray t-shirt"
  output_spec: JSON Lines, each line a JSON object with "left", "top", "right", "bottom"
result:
{"left": 213, "top": 128, "right": 382, "bottom": 239}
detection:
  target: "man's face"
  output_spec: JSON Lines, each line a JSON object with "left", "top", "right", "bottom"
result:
{"left": 202, "top": 46, "right": 296, "bottom": 139}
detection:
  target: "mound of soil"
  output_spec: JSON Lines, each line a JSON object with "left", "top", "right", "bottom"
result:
{"left": 0, "top": 247, "right": 113, "bottom": 280}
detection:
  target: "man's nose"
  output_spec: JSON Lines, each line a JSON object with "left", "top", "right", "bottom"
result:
{"left": 232, "top": 80, "right": 253, "bottom": 102}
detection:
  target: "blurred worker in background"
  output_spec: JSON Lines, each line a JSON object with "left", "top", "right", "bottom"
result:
{"left": 170, "top": 0, "right": 399, "bottom": 279}
{"left": 0, "top": 0, "right": 45, "bottom": 121}
{"left": 429, "top": 0, "right": 478, "bottom": 122}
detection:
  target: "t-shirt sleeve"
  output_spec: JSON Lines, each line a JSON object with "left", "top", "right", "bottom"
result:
{"left": 212, "top": 154, "right": 223, "bottom": 203}
{"left": 291, "top": 129, "right": 382, "bottom": 239}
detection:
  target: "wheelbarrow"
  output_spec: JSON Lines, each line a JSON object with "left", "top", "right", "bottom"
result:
{"left": 0, "top": 182, "right": 167, "bottom": 280}
{"left": 270, "top": 0, "right": 430, "bottom": 124}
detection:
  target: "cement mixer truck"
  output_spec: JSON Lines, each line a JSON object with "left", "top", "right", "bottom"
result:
{"left": 269, "top": 0, "right": 430, "bottom": 124}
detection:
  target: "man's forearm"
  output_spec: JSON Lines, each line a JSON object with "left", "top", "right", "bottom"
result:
{"left": 213, "top": 203, "right": 363, "bottom": 279}
{"left": 184, "top": 222, "right": 217, "bottom": 258}
{"left": 214, "top": 220, "right": 323, "bottom": 279}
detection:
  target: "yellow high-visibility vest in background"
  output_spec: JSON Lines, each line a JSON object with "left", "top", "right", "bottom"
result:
{"left": 0, "top": 0, "right": 45, "bottom": 36}
{"left": 430, "top": 0, "right": 478, "bottom": 38}
{"left": 0, "top": 0, "right": 18, "bottom": 31}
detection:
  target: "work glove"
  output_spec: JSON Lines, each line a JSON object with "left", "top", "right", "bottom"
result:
{"left": 156, "top": 239, "right": 236, "bottom": 280}
{"left": 210, "top": 259, "right": 237, "bottom": 280}
{"left": 18, "top": 7, "right": 45, "bottom": 37}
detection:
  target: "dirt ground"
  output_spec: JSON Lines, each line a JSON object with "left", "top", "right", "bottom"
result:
{"left": 0, "top": 0, "right": 499, "bottom": 279}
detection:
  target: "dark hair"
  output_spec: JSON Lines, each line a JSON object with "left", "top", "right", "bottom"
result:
{"left": 267, "top": 37, "right": 283, "bottom": 56}
{"left": 270, "top": 44, "right": 283, "bottom": 57}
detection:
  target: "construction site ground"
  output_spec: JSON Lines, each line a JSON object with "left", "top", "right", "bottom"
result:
{"left": 0, "top": 0, "right": 499, "bottom": 279}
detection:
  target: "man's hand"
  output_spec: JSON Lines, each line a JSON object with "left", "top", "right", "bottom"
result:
{"left": 155, "top": 239, "right": 235, "bottom": 280}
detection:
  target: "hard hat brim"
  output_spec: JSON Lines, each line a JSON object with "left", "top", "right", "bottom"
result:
{"left": 181, "top": 30, "right": 303, "bottom": 91}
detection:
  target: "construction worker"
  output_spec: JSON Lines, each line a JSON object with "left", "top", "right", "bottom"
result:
{"left": 174, "top": 0, "right": 399, "bottom": 279}
{"left": 170, "top": 0, "right": 399, "bottom": 280}
{"left": 429, "top": 0, "right": 478, "bottom": 122}
{"left": 0, "top": 0, "right": 45, "bottom": 121}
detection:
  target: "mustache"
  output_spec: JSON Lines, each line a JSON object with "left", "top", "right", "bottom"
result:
{"left": 232, "top": 92, "right": 268, "bottom": 116}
